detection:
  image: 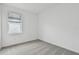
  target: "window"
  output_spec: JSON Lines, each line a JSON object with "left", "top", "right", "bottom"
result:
{"left": 8, "top": 12, "right": 22, "bottom": 34}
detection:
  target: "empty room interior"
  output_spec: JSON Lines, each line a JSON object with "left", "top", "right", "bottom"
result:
{"left": 0, "top": 3, "right": 79, "bottom": 55}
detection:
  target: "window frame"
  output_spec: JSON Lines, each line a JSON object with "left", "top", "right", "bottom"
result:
{"left": 7, "top": 11, "right": 23, "bottom": 34}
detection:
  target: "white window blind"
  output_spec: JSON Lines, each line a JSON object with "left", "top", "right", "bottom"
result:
{"left": 8, "top": 12, "right": 22, "bottom": 34}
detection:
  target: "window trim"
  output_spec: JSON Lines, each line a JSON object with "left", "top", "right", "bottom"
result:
{"left": 8, "top": 11, "right": 23, "bottom": 34}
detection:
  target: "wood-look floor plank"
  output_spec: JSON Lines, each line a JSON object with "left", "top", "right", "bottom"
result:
{"left": 0, "top": 40, "right": 78, "bottom": 55}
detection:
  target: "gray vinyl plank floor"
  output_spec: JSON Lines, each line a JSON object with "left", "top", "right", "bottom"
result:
{"left": 0, "top": 40, "right": 78, "bottom": 55}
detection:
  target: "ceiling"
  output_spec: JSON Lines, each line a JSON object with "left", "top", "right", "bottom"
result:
{"left": 4, "top": 3, "right": 57, "bottom": 14}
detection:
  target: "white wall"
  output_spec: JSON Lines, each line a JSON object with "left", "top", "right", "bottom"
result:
{"left": 38, "top": 4, "right": 79, "bottom": 53}
{"left": 0, "top": 5, "right": 2, "bottom": 48}
{"left": 2, "top": 5, "right": 38, "bottom": 47}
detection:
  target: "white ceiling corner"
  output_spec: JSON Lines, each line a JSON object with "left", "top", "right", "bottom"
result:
{"left": 3, "top": 3, "right": 57, "bottom": 14}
